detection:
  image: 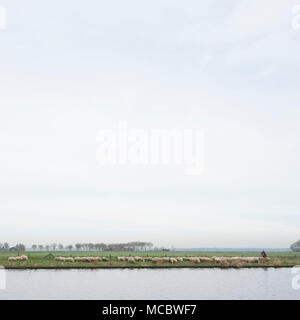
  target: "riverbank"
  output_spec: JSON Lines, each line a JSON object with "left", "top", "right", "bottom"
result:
{"left": 1, "top": 250, "right": 299, "bottom": 269}
{"left": 3, "top": 265, "right": 298, "bottom": 270}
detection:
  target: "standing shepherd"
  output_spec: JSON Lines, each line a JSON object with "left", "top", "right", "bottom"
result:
{"left": 261, "top": 250, "right": 267, "bottom": 258}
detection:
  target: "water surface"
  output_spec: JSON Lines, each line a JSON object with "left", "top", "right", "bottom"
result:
{"left": 0, "top": 268, "right": 299, "bottom": 300}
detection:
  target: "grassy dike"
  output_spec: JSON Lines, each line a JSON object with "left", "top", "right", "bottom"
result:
{"left": 1, "top": 251, "right": 300, "bottom": 269}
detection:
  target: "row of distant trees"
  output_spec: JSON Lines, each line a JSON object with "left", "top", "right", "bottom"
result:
{"left": 0, "top": 242, "right": 155, "bottom": 251}
{"left": 0, "top": 243, "right": 25, "bottom": 251}
{"left": 30, "top": 242, "right": 154, "bottom": 251}
{"left": 0, "top": 243, "right": 9, "bottom": 250}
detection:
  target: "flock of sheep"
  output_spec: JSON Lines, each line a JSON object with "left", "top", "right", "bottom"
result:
{"left": 8, "top": 255, "right": 270, "bottom": 265}
{"left": 8, "top": 255, "right": 28, "bottom": 261}
{"left": 117, "top": 256, "right": 270, "bottom": 264}
{"left": 54, "top": 256, "right": 109, "bottom": 262}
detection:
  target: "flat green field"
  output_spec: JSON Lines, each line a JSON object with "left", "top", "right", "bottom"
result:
{"left": 1, "top": 251, "right": 300, "bottom": 269}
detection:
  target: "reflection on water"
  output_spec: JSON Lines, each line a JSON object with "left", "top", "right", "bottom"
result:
{"left": 0, "top": 268, "right": 299, "bottom": 300}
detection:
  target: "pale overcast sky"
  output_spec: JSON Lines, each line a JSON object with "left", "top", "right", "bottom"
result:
{"left": 0, "top": 0, "right": 300, "bottom": 247}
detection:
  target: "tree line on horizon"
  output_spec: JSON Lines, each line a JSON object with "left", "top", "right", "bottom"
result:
{"left": 0, "top": 242, "right": 155, "bottom": 252}
{"left": 0, "top": 243, "right": 25, "bottom": 251}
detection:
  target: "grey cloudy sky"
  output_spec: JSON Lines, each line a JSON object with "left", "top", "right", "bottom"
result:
{"left": 0, "top": 0, "right": 300, "bottom": 247}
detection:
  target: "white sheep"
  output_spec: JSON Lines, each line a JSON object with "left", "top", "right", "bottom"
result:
{"left": 199, "top": 257, "right": 213, "bottom": 263}
{"left": 74, "top": 257, "right": 83, "bottom": 262}
{"left": 144, "top": 257, "right": 153, "bottom": 261}
{"left": 151, "top": 257, "right": 163, "bottom": 264}
{"left": 8, "top": 257, "right": 17, "bottom": 261}
{"left": 65, "top": 257, "right": 74, "bottom": 262}
{"left": 118, "top": 257, "right": 126, "bottom": 262}
{"left": 55, "top": 257, "right": 66, "bottom": 262}
{"left": 134, "top": 256, "right": 144, "bottom": 262}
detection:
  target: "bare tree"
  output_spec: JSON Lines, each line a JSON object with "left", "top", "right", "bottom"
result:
{"left": 32, "top": 244, "right": 37, "bottom": 250}
{"left": 58, "top": 243, "right": 64, "bottom": 250}
{"left": 82, "top": 243, "right": 89, "bottom": 251}
{"left": 66, "top": 245, "right": 73, "bottom": 251}
{"left": 38, "top": 244, "right": 44, "bottom": 250}
{"left": 88, "top": 243, "right": 94, "bottom": 251}
{"left": 4, "top": 242, "right": 9, "bottom": 250}
{"left": 147, "top": 242, "right": 153, "bottom": 251}
{"left": 75, "top": 243, "right": 82, "bottom": 251}
{"left": 16, "top": 243, "right": 25, "bottom": 252}
{"left": 94, "top": 243, "right": 102, "bottom": 251}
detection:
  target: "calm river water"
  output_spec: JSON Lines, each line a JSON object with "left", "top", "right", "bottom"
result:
{"left": 0, "top": 268, "right": 299, "bottom": 300}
